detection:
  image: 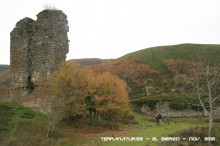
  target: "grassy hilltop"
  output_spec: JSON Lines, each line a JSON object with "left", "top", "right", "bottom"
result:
{"left": 87, "top": 44, "right": 220, "bottom": 96}
{"left": 123, "top": 43, "right": 220, "bottom": 73}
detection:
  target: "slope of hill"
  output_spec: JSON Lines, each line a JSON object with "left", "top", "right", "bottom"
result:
{"left": 69, "top": 58, "right": 112, "bottom": 66}
{"left": 0, "top": 65, "right": 9, "bottom": 72}
{"left": 0, "top": 69, "right": 10, "bottom": 99}
{"left": 88, "top": 44, "right": 220, "bottom": 96}
{"left": 89, "top": 58, "right": 158, "bottom": 95}
{"left": 0, "top": 65, "right": 10, "bottom": 99}
{"left": 123, "top": 43, "right": 220, "bottom": 73}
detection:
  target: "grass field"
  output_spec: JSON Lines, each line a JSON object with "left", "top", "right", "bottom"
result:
{"left": 0, "top": 100, "right": 219, "bottom": 146}
{"left": 0, "top": 100, "right": 48, "bottom": 146}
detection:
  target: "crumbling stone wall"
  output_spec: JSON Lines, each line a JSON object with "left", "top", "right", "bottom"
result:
{"left": 10, "top": 10, "right": 69, "bottom": 98}
{"left": 10, "top": 17, "right": 35, "bottom": 97}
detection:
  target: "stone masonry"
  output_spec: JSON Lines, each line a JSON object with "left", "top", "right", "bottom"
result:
{"left": 10, "top": 10, "right": 69, "bottom": 98}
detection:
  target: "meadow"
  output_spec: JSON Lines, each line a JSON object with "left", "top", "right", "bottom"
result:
{"left": 0, "top": 99, "right": 219, "bottom": 146}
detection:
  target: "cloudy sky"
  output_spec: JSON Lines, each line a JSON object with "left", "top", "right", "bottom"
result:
{"left": 1, "top": 0, "right": 220, "bottom": 64}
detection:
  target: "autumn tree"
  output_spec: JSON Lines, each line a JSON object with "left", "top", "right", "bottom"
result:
{"left": 163, "top": 59, "right": 196, "bottom": 93}
{"left": 163, "top": 59, "right": 194, "bottom": 76}
{"left": 49, "top": 62, "right": 131, "bottom": 129}
{"left": 94, "top": 72, "right": 131, "bottom": 129}
{"left": 80, "top": 67, "right": 98, "bottom": 118}
{"left": 50, "top": 62, "right": 88, "bottom": 122}
{"left": 90, "top": 58, "right": 158, "bottom": 95}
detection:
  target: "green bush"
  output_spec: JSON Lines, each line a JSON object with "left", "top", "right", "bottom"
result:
{"left": 131, "top": 94, "right": 199, "bottom": 111}
{"left": 169, "top": 100, "right": 187, "bottom": 110}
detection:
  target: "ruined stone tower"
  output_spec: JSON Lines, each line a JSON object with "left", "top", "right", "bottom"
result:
{"left": 10, "top": 10, "right": 69, "bottom": 98}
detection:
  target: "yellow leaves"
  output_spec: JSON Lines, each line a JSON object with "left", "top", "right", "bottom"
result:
{"left": 93, "top": 72, "right": 131, "bottom": 119}
{"left": 49, "top": 61, "right": 131, "bottom": 121}
{"left": 163, "top": 59, "right": 195, "bottom": 76}
{"left": 89, "top": 58, "right": 158, "bottom": 95}
{"left": 51, "top": 62, "right": 84, "bottom": 96}
{"left": 91, "top": 58, "right": 158, "bottom": 79}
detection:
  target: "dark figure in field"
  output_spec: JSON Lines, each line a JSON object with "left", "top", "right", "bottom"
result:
{"left": 165, "top": 112, "right": 170, "bottom": 124}
{"left": 157, "top": 113, "right": 162, "bottom": 125}
{"left": 154, "top": 114, "right": 159, "bottom": 125}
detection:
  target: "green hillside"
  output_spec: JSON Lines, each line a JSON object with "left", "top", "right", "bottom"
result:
{"left": 123, "top": 43, "right": 220, "bottom": 73}
{"left": 1, "top": 100, "right": 218, "bottom": 146}
{"left": 69, "top": 58, "right": 112, "bottom": 66}
{"left": 0, "top": 65, "right": 9, "bottom": 72}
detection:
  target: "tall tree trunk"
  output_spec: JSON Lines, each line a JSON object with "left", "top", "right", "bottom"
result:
{"left": 208, "top": 113, "right": 213, "bottom": 146}
{"left": 208, "top": 95, "right": 213, "bottom": 146}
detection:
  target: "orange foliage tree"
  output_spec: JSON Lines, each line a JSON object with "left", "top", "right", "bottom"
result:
{"left": 94, "top": 72, "right": 131, "bottom": 125}
{"left": 50, "top": 62, "right": 87, "bottom": 122}
{"left": 90, "top": 58, "right": 158, "bottom": 95}
{"left": 91, "top": 58, "right": 157, "bottom": 79}
{"left": 49, "top": 62, "right": 131, "bottom": 125}
{"left": 163, "top": 59, "right": 194, "bottom": 76}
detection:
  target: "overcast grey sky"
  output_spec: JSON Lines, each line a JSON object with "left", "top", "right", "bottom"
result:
{"left": 1, "top": 0, "right": 220, "bottom": 64}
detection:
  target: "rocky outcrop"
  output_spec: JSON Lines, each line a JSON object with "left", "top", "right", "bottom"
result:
{"left": 10, "top": 10, "right": 69, "bottom": 98}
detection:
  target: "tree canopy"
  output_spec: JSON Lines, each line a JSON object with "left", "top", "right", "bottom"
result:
{"left": 50, "top": 62, "right": 131, "bottom": 123}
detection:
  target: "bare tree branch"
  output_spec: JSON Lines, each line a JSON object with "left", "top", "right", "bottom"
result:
{"left": 212, "top": 95, "right": 220, "bottom": 102}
